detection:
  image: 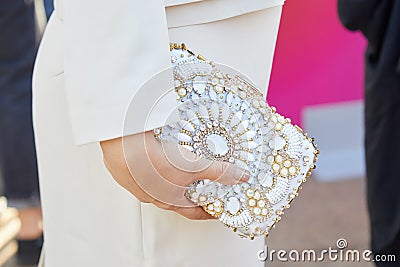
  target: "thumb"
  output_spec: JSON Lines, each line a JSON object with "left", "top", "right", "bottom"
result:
{"left": 194, "top": 159, "right": 250, "bottom": 185}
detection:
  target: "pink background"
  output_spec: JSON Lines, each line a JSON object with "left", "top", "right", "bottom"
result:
{"left": 267, "top": 0, "right": 367, "bottom": 125}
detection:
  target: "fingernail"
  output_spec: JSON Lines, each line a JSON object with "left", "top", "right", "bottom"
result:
{"left": 236, "top": 168, "right": 250, "bottom": 182}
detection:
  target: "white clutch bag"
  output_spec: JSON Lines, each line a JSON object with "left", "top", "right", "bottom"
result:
{"left": 154, "top": 43, "right": 319, "bottom": 239}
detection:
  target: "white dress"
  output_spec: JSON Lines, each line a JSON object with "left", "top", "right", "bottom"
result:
{"left": 33, "top": 0, "right": 284, "bottom": 266}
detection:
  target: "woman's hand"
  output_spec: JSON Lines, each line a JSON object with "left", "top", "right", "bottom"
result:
{"left": 100, "top": 131, "right": 249, "bottom": 220}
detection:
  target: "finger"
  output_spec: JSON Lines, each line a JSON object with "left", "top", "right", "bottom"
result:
{"left": 101, "top": 145, "right": 155, "bottom": 203}
{"left": 194, "top": 160, "right": 250, "bottom": 185}
{"left": 152, "top": 199, "right": 214, "bottom": 220}
{"left": 175, "top": 207, "right": 215, "bottom": 220}
{"left": 152, "top": 200, "right": 180, "bottom": 211}
{"left": 156, "top": 141, "right": 249, "bottom": 186}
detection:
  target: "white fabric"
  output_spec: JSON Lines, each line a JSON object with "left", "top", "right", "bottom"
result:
{"left": 52, "top": 0, "right": 284, "bottom": 145}
{"left": 33, "top": 2, "right": 283, "bottom": 266}
{"left": 165, "top": 0, "right": 203, "bottom": 6}
{"left": 166, "top": 0, "right": 285, "bottom": 28}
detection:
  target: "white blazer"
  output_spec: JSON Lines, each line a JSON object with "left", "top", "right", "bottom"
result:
{"left": 34, "top": 1, "right": 284, "bottom": 266}
{"left": 55, "top": 0, "right": 284, "bottom": 145}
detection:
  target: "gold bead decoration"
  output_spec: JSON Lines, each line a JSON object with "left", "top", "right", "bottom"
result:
{"left": 165, "top": 43, "right": 319, "bottom": 240}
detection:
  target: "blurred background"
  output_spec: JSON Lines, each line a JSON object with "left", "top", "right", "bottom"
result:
{"left": 0, "top": 0, "right": 379, "bottom": 266}
{"left": 267, "top": 1, "right": 370, "bottom": 266}
{"left": 269, "top": 0, "right": 366, "bottom": 181}
{"left": 0, "top": 0, "right": 52, "bottom": 266}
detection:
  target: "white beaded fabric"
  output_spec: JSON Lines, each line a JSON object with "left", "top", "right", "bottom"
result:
{"left": 154, "top": 44, "right": 319, "bottom": 239}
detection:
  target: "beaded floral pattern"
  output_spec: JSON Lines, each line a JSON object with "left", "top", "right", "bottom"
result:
{"left": 154, "top": 44, "right": 319, "bottom": 239}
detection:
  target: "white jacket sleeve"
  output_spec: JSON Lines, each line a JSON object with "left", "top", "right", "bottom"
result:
{"left": 63, "top": 0, "right": 172, "bottom": 145}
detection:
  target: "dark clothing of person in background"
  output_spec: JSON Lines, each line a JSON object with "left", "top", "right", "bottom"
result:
{"left": 0, "top": 1, "right": 40, "bottom": 207}
{"left": 44, "top": 0, "right": 54, "bottom": 19}
{"left": 338, "top": 1, "right": 400, "bottom": 265}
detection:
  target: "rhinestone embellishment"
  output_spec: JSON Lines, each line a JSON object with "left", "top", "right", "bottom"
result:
{"left": 155, "top": 43, "right": 319, "bottom": 239}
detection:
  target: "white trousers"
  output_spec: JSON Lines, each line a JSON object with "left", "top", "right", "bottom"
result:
{"left": 33, "top": 6, "right": 282, "bottom": 267}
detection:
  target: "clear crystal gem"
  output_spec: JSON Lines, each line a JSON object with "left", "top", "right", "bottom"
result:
{"left": 206, "top": 134, "right": 229, "bottom": 156}
{"left": 226, "top": 197, "right": 241, "bottom": 215}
